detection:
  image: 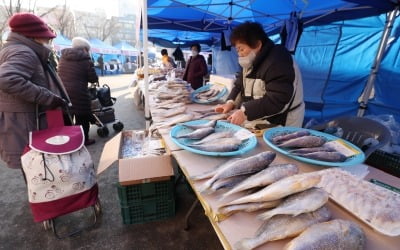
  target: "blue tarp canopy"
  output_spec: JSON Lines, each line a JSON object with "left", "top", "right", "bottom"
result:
{"left": 89, "top": 38, "right": 120, "bottom": 54}
{"left": 146, "top": 29, "right": 217, "bottom": 48}
{"left": 114, "top": 41, "right": 138, "bottom": 56}
{"left": 53, "top": 34, "right": 72, "bottom": 51}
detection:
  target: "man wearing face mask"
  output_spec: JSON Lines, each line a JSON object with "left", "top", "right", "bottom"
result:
{"left": 183, "top": 43, "right": 208, "bottom": 90}
{"left": 215, "top": 22, "right": 304, "bottom": 127}
{"left": 0, "top": 13, "right": 68, "bottom": 171}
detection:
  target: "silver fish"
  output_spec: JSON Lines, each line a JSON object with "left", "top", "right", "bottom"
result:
{"left": 224, "top": 172, "right": 321, "bottom": 206}
{"left": 189, "top": 131, "right": 234, "bottom": 145}
{"left": 221, "top": 163, "right": 299, "bottom": 199}
{"left": 175, "top": 127, "right": 215, "bottom": 140}
{"left": 258, "top": 187, "right": 329, "bottom": 221}
{"left": 234, "top": 206, "right": 331, "bottom": 250}
{"left": 284, "top": 219, "right": 365, "bottom": 250}
{"left": 295, "top": 151, "right": 347, "bottom": 162}
{"left": 277, "top": 136, "right": 326, "bottom": 148}
{"left": 201, "top": 151, "right": 276, "bottom": 193}
{"left": 207, "top": 175, "right": 251, "bottom": 194}
{"left": 153, "top": 106, "right": 186, "bottom": 118}
{"left": 181, "top": 119, "right": 217, "bottom": 130}
{"left": 189, "top": 137, "right": 242, "bottom": 152}
{"left": 217, "top": 200, "right": 282, "bottom": 221}
{"left": 272, "top": 130, "right": 310, "bottom": 144}
{"left": 190, "top": 158, "right": 240, "bottom": 181}
{"left": 289, "top": 146, "right": 335, "bottom": 154}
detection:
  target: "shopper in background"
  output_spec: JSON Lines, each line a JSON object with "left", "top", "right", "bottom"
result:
{"left": 215, "top": 21, "right": 304, "bottom": 127}
{"left": 58, "top": 37, "right": 98, "bottom": 146}
{"left": 160, "top": 49, "right": 176, "bottom": 69}
{"left": 97, "top": 54, "right": 104, "bottom": 76}
{"left": 183, "top": 43, "right": 208, "bottom": 90}
{"left": 0, "top": 12, "right": 67, "bottom": 170}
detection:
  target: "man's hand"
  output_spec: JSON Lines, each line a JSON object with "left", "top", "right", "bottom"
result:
{"left": 227, "top": 109, "right": 247, "bottom": 125}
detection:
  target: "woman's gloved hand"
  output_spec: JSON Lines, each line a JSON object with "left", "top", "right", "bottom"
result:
{"left": 215, "top": 102, "right": 234, "bottom": 114}
{"left": 228, "top": 109, "right": 247, "bottom": 125}
{"left": 48, "top": 95, "right": 66, "bottom": 109}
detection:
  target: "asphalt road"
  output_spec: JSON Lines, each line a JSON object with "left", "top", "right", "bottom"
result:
{"left": 0, "top": 74, "right": 222, "bottom": 250}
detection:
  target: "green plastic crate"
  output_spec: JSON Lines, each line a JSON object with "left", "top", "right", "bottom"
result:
{"left": 117, "top": 178, "right": 174, "bottom": 206}
{"left": 366, "top": 150, "right": 400, "bottom": 178}
{"left": 120, "top": 198, "right": 175, "bottom": 225}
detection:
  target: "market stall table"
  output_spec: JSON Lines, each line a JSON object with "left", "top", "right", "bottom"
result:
{"left": 164, "top": 134, "right": 400, "bottom": 250}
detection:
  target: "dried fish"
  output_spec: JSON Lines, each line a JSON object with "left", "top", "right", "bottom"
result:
{"left": 277, "top": 135, "right": 326, "bottom": 148}
{"left": 180, "top": 120, "right": 217, "bottom": 130}
{"left": 207, "top": 175, "right": 251, "bottom": 194}
{"left": 258, "top": 187, "right": 329, "bottom": 221}
{"left": 189, "top": 131, "right": 234, "bottom": 145}
{"left": 271, "top": 130, "right": 310, "bottom": 144}
{"left": 150, "top": 113, "right": 194, "bottom": 132}
{"left": 200, "top": 151, "right": 276, "bottom": 193}
{"left": 234, "top": 206, "right": 331, "bottom": 250}
{"left": 284, "top": 219, "right": 365, "bottom": 250}
{"left": 152, "top": 106, "right": 186, "bottom": 118}
{"left": 175, "top": 127, "right": 215, "bottom": 140}
{"left": 224, "top": 172, "right": 321, "bottom": 206}
{"left": 189, "top": 137, "right": 242, "bottom": 152}
{"left": 217, "top": 200, "right": 282, "bottom": 221}
{"left": 190, "top": 158, "right": 241, "bottom": 181}
{"left": 293, "top": 151, "right": 347, "bottom": 162}
{"left": 221, "top": 163, "right": 299, "bottom": 199}
{"left": 288, "top": 146, "right": 335, "bottom": 154}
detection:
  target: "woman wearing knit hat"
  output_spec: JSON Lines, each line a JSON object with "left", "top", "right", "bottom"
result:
{"left": 58, "top": 37, "right": 99, "bottom": 146}
{"left": 0, "top": 12, "right": 68, "bottom": 170}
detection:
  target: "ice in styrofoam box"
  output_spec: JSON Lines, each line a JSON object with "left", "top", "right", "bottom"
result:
{"left": 121, "top": 130, "right": 145, "bottom": 158}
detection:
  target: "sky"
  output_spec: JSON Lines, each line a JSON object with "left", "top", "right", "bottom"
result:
{"left": 34, "top": 0, "right": 122, "bottom": 18}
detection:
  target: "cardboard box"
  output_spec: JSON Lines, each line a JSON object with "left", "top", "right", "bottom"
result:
{"left": 97, "top": 130, "right": 174, "bottom": 186}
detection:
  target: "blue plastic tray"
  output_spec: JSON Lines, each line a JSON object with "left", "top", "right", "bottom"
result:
{"left": 191, "top": 84, "right": 227, "bottom": 104}
{"left": 263, "top": 127, "right": 365, "bottom": 167}
{"left": 170, "top": 120, "right": 257, "bottom": 156}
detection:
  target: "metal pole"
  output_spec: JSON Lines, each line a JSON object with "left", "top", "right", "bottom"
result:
{"left": 357, "top": 7, "right": 399, "bottom": 117}
{"left": 142, "top": 0, "right": 151, "bottom": 130}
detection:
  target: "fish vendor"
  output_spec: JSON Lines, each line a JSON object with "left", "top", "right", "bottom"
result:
{"left": 215, "top": 21, "right": 304, "bottom": 127}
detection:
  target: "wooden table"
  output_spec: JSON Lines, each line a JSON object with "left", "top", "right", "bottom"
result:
{"left": 163, "top": 134, "right": 400, "bottom": 250}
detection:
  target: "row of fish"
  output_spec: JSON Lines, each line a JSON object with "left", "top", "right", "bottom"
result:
{"left": 189, "top": 152, "right": 366, "bottom": 249}
{"left": 271, "top": 130, "right": 348, "bottom": 162}
{"left": 173, "top": 120, "right": 243, "bottom": 152}
{"left": 193, "top": 87, "right": 222, "bottom": 102}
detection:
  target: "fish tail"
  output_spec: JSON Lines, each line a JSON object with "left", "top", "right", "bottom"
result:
{"left": 257, "top": 210, "right": 274, "bottom": 221}
{"left": 199, "top": 178, "right": 215, "bottom": 193}
{"left": 233, "top": 238, "right": 254, "bottom": 250}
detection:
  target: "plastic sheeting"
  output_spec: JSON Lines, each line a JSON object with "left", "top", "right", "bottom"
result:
{"left": 295, "top": 13, "right": 400, "bottom": 123}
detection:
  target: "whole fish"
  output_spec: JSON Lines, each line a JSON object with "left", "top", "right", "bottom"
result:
{"left": 206, "top": 175, "right": 251, "bottom": 194}
{"left": 289, "top": 146, "right": 335, "bottom": 154}
{"left": 271, "top": 130, "right": 310, "bottom": 144}
{"left": 258, "top": 187, "right": 329, "bottom": 221}
{"left": 150, "top": 113, "right": 194, "bottom": 132}
{"left": 189, "top": 137, "right": 242, "bottom": 152}
{"left": 221, "top": 163, "right": 299, "bottom": 200}
{"left": 234, "top": 206, "right": 331, "bottom": 250}
{"left": 224, "top": 172, "right": 321, "bottom": 206}
{"left": 200, "top": 151, "right": 276, "bottom": 193}
{"left": 217, "top": 200, "right": 282, "bottom": 221}
{"left": 181, "top": 119, "right": 217, "bottom": 130}
{"left": 189, "top": 131, "right": 234, "bottom": 145}
{"left": 190, "top": 158, "right": 240, "bottom": 181}
{"left": 284, "top": 219, "right": 365, "bottom": 250}
{"left": 175, "top": 127, "right": 215, "bottom": 140}
{"left": 152, "top": 106, "right": 186, "bottom": 118}
{"left": 295, "top": 151, "right": 347, "bottom": 162}
{"left": 277, "top": 135, "right": 326, "bottom": 148}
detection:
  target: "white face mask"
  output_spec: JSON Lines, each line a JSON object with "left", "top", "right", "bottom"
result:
{"left": 238, "top": 50, "right": 256, "bottom": 69}
{"left": 191, "top": 50, "right": 198, "bottom": 57}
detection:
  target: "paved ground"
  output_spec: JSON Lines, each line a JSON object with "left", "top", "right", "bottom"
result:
{"left": 0, "top": 74, "right": 223, "bottom": 250}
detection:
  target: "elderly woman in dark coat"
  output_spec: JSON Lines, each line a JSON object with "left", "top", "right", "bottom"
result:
{"left": 0, "top": 13, "right": 67, "bottom": 170}
{"left": 183, "top": 43, "right": 208, "bottom": 90}
{"left": 58, "top": 37, "right": 99, "bottom": 145}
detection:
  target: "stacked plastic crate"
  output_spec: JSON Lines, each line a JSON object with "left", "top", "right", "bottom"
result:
{"left": 117, "top": 178, "right": 175, "bottom": 224}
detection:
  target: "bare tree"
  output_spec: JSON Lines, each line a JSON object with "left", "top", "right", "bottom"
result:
{"left": 39, "top": 1, "right": 76, "bottom": 38}
{"left": 82, "top": 16, "right": 120, "bottom": 41}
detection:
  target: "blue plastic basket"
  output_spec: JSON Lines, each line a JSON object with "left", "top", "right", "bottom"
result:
{"left": 190, "top": 84, "right": 227, "bottom": 104}
{"left": 170, "top": 120, "right": 257, "bottom": 156}
{"left": 263, "top": 127, "right": 365, "bottom": 167}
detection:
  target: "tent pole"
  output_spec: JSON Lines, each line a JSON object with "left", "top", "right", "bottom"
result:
{"left": 357, "top": 7, "right": 399, "bottom": 117}
{"left": 142, "top": 0, "right": 151, "bottom": 130}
